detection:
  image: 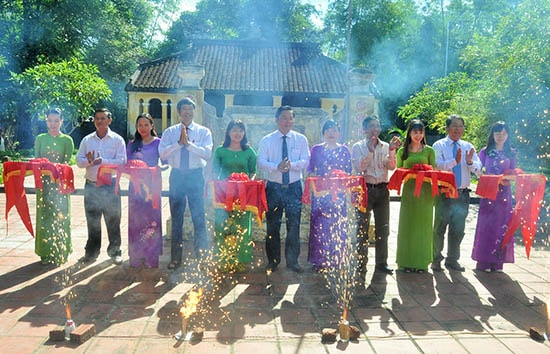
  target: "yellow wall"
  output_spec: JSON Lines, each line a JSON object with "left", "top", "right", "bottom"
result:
{"left": 127, "top": 91, "right": 378, "bottom": 148}
{"left": 127, "top": 90, "right": 205, "bottom": 136}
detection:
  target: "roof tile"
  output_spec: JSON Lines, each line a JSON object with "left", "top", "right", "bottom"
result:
{"left": 126, "top": 40, "right": 347, "bottom": 95}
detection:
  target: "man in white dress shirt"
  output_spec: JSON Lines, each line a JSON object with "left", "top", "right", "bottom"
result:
{"left": 257, "top": 106, "right": 310, "bottom": 273}
{"left": 352, "top": 115, "right": 401, "bottom": 281}
{"left": 76, "top": 108, "right": 127, "bottom": 265}
{"left": 159, "top": 97, "right": 213, "bottom": 269}
{"left": 432, "top": 114, "right": 481, "bottom": 272}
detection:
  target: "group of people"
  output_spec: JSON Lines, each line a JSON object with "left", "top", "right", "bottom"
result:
{"left": 30, "top": 100, "right": 518, "bottom": 280}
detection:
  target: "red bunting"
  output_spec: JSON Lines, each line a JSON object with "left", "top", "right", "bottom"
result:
{"left": 3, "top": 158, "right": 75, "bottom": 237}
{"left": 388, "top": 164, "right": 458, "bottom": 199}
{"left": 210, "top": 173, "right": 268, "bottom": 226}
{"left": 499, "top": 174, "right": 546, "bottom": 259}
{"left": 302, "top": 170, "right": 367, "bottom": 212}
{"left": 97, "top": 162, "right": 162, "bottom": 209}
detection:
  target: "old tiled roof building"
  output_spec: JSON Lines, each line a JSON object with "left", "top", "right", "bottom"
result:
{"left": 126, "top": 39, "right": 379, "bottom": 147}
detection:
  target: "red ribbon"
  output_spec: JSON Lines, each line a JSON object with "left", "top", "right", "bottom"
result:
{"left": 499, "top": 173, "right": 546, "bottom": 259}
{"left": 302, "top": 170, "right": 368, "bottom": 212}
{"left": 475, "top": 168, "right": 523, "bottom": 200}
{"left": 3, "top": 159, "right": 75, "bottom": 237}
{"left": 210, "top": 174, "right": 268, "bottom": 226}
{"left": 97, "top": 163, "right": 162, "bottom": 209}
{"left": 388, "top": 164, "right": 457, "bottom": 198}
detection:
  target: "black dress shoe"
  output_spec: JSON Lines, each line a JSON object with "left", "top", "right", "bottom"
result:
{"left": 445, "top": 262, "right": 465, "bottom": 272}
{"left": 431, "top": 262, "right": 443, "bottom": 272}
{"left": 266, "top": 262, "right": 278, "bottom": 272}
{"left": 79, "top": 255, "right": 97, "bottom": 264}
{"left": 167, "top": 261, "right": 181, "bottom": 270}
{"left": 287, "top": 264, "right": 304, "bottom": 273}
{"left": 375, "top": 265, "right": 394, "bottom": 275}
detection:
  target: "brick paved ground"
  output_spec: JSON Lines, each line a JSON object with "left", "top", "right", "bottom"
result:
{"left": 0, "top": 167, "right": 549, "bottom": 353}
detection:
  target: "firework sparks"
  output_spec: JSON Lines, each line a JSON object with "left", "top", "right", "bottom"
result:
{"left": 175, "top": 287, "right": 204, "bottom": 341}
{"left": 65, "top": 303, "right": 72, "bottom": 320}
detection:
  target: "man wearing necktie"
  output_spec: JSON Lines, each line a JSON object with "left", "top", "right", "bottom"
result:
{"left": 258, "top": 106, "right": 310, "bottom": 273}
{"left": 159, "top": 97, "right": 213, "bottom": 269}
{"left": 432, "top": 114, "right": 481, "bottom": 272}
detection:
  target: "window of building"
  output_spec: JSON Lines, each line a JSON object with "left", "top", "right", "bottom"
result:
{"left": 149, "top": 98, "right": 162, "bottom": 131}
{"left": 166, "top": 99, "right": 172, "bottom": 126}
{"left": 234, "top": 94, "right": 273, "bottom": 107}
{"left": 282, "top": 95, "right": 321, "bottom": 108}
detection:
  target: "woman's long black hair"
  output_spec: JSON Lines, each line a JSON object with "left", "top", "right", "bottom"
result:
{"left": 401, "top": 119, "right": 426, "bottom": 161}
{"left": 222, "top": 120, "right": 249, "bottom": 150}
{"left": 486, "top": 121, "right": 515, "bottom": 158}
{"left": 130, "top": 113, "right": 157, "bottom": 153}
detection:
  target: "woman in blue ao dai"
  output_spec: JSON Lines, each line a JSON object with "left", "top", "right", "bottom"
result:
{"left": 307, "top": 120, "right": 352, "bottom": 271}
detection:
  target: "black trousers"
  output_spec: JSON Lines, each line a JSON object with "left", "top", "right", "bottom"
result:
{"left": 433, "top": 189, "right": 470, "bottom": 264}
{"left": 84, "top": 181, "right": 121, "bottom": 258}
{"left": 265, "top": 181, "right": 302, "bottom": 267}
{"left": 356, "top": 185, "right": 390, "bottom": 273}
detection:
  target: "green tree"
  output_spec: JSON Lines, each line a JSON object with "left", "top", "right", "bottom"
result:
{"left": 0, "top": 0, "right": 163, "bottom": 78}
{"left": 323, "top": 0, "right": 523, "bottom": 126}
{"left": 156, "top": 0, "right": 319, "bottom": 57}
{"left": 461, "top": 0, "right": 549, "bottom": 172}
{"left": 10, "top": 58, "right": 111, "bottom": 138}
{"left": 0, "top": 1, "right": 182, "bottom": 148}
{"left": 399, "top": 0, "right": 548, "bottom": 172}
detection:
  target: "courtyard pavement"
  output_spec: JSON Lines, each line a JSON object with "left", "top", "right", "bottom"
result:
{"left": 0, "top": 166, "right": 549, "bottom": 353}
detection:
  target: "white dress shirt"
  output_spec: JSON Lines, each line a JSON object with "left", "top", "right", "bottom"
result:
{"left": 158, "top": 121, "right": 213, "bottom": 170}
{"left": 76, "top": 128, "right": 127, "bottom": 181}
{"left": 351, "top": 138, "right": 396, "bottom": 184}
{"left": 432, "top": 136, "right": 481, "bottom": 189}
{"left": 257, "top": 130, "right": 310, "bottom": 184}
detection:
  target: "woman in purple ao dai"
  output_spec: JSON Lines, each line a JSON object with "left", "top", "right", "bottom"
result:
{"left": 472, "top": 121, "right": 517, "bottom": 273}
{"left": 307, "top": 120, "right": 352, "bottom": 271}
{"left": 126, "top": 113, "right": 162, "bottom": 268}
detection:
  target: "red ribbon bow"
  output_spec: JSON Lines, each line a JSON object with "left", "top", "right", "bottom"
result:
{"left": 388, "top": 164, "right": 457, "bottom": 199}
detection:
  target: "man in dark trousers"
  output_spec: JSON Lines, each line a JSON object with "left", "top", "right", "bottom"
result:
{"left": 352, "top": 115, "right": 401, "bottom": 283}
{"left": 159, "top": 97, "right": 213, "bottom": 270}
{"left": 257, "top": 106, "right": 310, "bottom": 273}
{"left": 76, "top": 108, "right": 127, "bottom": 265}
{"left": 432, "top": 114, "right": 481, "bottom": 272}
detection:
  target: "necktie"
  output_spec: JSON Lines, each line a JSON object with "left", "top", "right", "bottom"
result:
{"left": 180, "top": 127, "right": 190, "bottom": 170}
{"left": 452, "top": 141, "right": 462, "bottom": 188}
{"left": 282, "top": 135, "right": 289, "bottom": 184}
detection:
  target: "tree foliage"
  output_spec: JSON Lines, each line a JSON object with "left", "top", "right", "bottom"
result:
{"left": 323, "top": 0, "right": 527, "bottom": 127}
{"left": 10, "top": 58, "right": 112, "bottom": 135}
{"left": 0, "top": 0, "right": 161, "bottom": 78}
{"left": 156, "top": 0, "right": 320, "bottom": 57}
{"left": 399, "top": 0, "right": 548, "bottom": 172}
{"left": 0, "top": 0, "right": 180, "bottom": 148}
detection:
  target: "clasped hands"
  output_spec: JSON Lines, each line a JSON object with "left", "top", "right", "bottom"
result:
{"left": 278, "top": 157, "right": 291, "bottom": 173}
{"left": 179, "top": 125, "right": 190, "bottom": 146}
{"left": 86, "top": 151, "right": 102, "bottom": 166}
